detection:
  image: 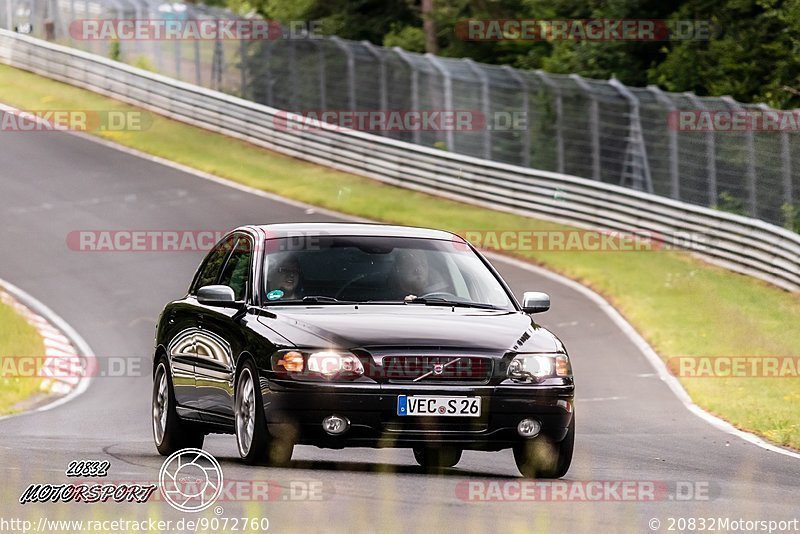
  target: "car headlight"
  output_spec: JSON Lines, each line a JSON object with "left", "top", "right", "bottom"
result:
{"left": 273, "top": 349, "right": 364, "bottom": 380}
{"left": 507, "top": 354, "right": 571, "bottom": 381}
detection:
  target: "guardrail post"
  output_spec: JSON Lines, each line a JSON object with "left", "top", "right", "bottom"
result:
{"left": 392, "top": 47, "right": 420, "bottom": 145}
{"left": 647, "top": 84, "right": 680, "bottom": 200}
{"left": 330, "top": 36, "right": 356, "bottom": 111}
{"left": 570, "top": 73, "right": 601, "bottom": 181}
{"left": 425, "top": 53, "right": 454, "bottom": 152}
{"left": 610, "top": 77, "right": 653, "bottom": 193}
{"left": 503, "top": 65, "right": 530, "bottom": 167}
{"left": 534, "top": 70, "right": 563, "bottom": 174}
{"left": 462, "top": 58, "right": 491, "bottom": 160}
{"left": 684, "top": 92, "right": 717, "bottom": 206}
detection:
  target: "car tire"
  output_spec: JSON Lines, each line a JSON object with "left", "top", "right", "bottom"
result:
{"left": 235, "top": 360, "right": 294, "bottom": 466}
{"left": 413, "top": 446, "right": 463, "bottom": 473}
{"left": 513, "top": 417, "right": 575, "bottom": 479}
{"left": 152, "top": 357, "right": 205, "bottom": 456}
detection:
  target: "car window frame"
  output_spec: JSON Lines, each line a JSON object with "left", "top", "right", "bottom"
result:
{"left": 188, "top": 235, "right": 236, "bottom": 296}
{"left": 217, "top": 234, "right": 254, "bottom": 304}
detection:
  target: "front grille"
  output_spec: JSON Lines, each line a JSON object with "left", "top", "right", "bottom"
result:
{"left": 379, "top": 356, "right": 492, "bottom": 383}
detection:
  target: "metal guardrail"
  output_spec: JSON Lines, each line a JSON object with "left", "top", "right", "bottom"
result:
{"left": 1, "top": 29, "right": 798, "bottom": 291}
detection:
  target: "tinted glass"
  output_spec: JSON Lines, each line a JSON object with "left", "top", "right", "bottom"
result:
{"left": 262, "top": 235, "right": 514, "bottom": 309}
{"left": 218, "top": 237, "right": 252, "bottom": 300}
{"left": 193, "top": 236, "right": 235, "bottom": 292}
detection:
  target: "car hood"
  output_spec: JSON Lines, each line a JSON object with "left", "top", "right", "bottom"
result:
{"left": 257, "top": 305, "right": 563, "bottom": 353}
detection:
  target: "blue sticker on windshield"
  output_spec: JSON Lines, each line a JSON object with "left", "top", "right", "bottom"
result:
{"left": 266, "top": 289, "right": 284, "bottom": 301}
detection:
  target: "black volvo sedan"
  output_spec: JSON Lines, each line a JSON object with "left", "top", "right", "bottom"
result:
{"left": 152, "top": 223, "right": 575, "bottom": 478}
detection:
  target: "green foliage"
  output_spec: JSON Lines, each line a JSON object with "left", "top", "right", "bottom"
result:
{"left": 133, "top": 56, "right": 155, "bottom": 72}
{"left": 109, "top": 40, "right": 121, "bottom": 62}
{"left": 252, "top": 0, "right": 417, "bottom": 43}
{"left": 383, "top": 24, "right": 426, "bottom": 52}
{"left": 715, "top": 191, "right": 747, "bottom": 216}
{"left": 782, "top": 203, "right": 800, "bottom": 232}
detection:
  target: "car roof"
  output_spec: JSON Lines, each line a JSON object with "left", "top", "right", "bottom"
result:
{"left": 242, "top": 223, "right": 465, "bottom": 242}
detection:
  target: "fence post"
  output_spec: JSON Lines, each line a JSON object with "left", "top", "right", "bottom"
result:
{"left": 570, "top": 73, "right": 601, "bottom": 181}
{"left": 316, "top": 40, "right": 326, "bottom": 109}
{"left": 192, "top": 15, "right": 201, "bottom": 86}
{"left": 239, "top": 20, "right": 246, "bottom": 97}
{"left": 462, "top": 58, "right": 491, "bottom": 160}
{"left": 758, "top": 103, "right": 793, "bottom": 217}
{"left": 392, "top": 47, "right": 420, "bottom": 145}
{"left": 534, "top": 70, "right": 564, "bottom": 174}
{"left": 610, "top": 77, "right": 653, "bottom": 193}
{"left": 647, "top": 85, "right": 680, "bottom": 200}
{"left": 361, "top": 40, "right": 387, "bottom": 117}
{"left": 502, "top": 65, "right": 530, "bottom": 167}
{"left": 330, "top": 36, "right": 356, "bottom": 111}
{"left": 287, "top": 38, "right": 297, "bottom": 108}
{"left": 425, "top": 53, "right": 454, "bottom": 152}
{"left": 684, "top": 92, "right": 717, "bottom": 206}
{"left": 68, "top": 0, "right": 75, "bottom": 44}
{"left": 722, "top": 96, "right": 757, "bottom": 217}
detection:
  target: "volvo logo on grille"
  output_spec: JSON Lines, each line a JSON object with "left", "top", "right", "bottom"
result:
{"left": 412, "top": 357, "right": 463, "bottom": 382}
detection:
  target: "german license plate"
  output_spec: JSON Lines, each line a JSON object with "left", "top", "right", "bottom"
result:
{"left": 397, "top": 395, "right": 481, "bottom": 417}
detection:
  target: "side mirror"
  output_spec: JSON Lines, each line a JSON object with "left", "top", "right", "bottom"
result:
{"left": 522, "top": 291, "right": 550, "bottom": 314}
{"left": 197, "top": 285, "right": 237, "bottom": 307}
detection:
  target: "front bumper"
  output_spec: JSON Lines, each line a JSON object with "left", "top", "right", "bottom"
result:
{"left": 261, "top": 378, "right": 574, "bottom": 451}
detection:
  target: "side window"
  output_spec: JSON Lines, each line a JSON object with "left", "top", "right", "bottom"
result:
{"left": 192, "top": 236, "right": 235, "bottom": 293}
{"left": 218, "top": 237, "right": 252, "bottom": 301}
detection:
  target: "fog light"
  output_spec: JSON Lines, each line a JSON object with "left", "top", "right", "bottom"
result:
{"left": 517, "top": 418, "right": 541, "bottom": 438}
{"left": 322, "top": 415, "right": 350, "bottom": 436}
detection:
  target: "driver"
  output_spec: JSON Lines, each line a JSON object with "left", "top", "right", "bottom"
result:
{"left": 266, "top": 253, "right": 303, "bottom": 300}
{"left": 392, "top": 249, "right": 430, "bottom": 300}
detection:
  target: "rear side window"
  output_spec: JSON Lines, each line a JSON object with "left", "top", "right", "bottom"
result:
{"left": 192, "top": 236, "right": 235, "bottom": 292}
{"left": 218, "top": 237, "right": 252, "bottom": 301}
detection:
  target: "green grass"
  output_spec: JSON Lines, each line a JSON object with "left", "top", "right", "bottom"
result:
{"left": 0, "top": 63, "right": 798, "bottom": 447}
{"left": 0, "top": 295, "right": 45, "bottom": 415}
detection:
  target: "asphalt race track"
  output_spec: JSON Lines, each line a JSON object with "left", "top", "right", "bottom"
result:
{"left": 0, "top": 126, "right": 798, "bottom": 533}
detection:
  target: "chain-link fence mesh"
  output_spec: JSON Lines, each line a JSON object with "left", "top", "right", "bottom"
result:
{"left": 2, "top": 0, "right": 797, "bottom": 230}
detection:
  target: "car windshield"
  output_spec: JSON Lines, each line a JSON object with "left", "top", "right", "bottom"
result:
{"left": 262, "top": 235, "right": 514, "bottom": 310}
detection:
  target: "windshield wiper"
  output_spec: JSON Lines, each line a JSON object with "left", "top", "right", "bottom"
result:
{"left": 403, "top": 296, "right": 504, "bottom": 310}
{"left": 266, "top": 296, "right": 357, "bottom": 305}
